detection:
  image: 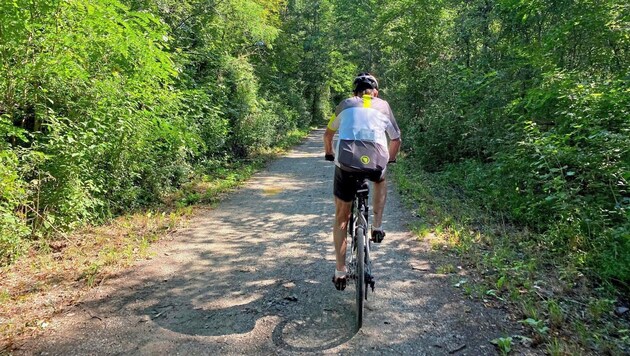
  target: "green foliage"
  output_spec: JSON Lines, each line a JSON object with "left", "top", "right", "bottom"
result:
{"left": 2, "top": 0, "right": 627, "bottom": 307}
{"left": 360, "top": 0, "right": 630, "bottom": 286}
{"left": 546, "top": 299, "right": 564, "bottom": 327}
{"left": 521, "top": 318, "right": 550, "bottom": 336}
{"left": 0, "top": 0, "right": 322, "bottom": 264}
{"left": 1, "top": 0, "right": 628, "bottom": 352}
{"left": 491, "top": 336, "right": 513, "bottom": 355}
{"left": 0, "top": 150, "right": 29, "bottom": 264}
{"left": 376, "top": 0, "right": 627, "bottom": 351}
{"left": 180, "top": 89, "right": 229, "bottom": 159}
{"left": 546, "top": 338, "right": 561, "bottom": 356}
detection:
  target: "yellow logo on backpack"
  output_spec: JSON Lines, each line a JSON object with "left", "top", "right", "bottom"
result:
{"left": 360, "top": 155, "right": 370, "bottom": 165}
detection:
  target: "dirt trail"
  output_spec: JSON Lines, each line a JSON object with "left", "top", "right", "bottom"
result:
{"left": 16, "top": 130, "right": 535, "bottom": 355}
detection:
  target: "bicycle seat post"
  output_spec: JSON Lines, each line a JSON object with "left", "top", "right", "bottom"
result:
{"left": 355, "top": 179, "right": 369, "bottom": 199}
{"left": 355, "top": 178, "right": 369, "bottom": 223}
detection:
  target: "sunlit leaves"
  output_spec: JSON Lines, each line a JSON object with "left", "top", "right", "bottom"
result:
{"left": 0, "top": 0, "right": 308, "bottom": 264}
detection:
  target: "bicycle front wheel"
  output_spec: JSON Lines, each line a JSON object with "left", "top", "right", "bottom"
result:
{"left": 355, "top": 226, "right": 365, "bottom": 330}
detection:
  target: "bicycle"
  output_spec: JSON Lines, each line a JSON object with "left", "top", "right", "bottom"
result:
{"left": 346, "top": 177, "right": 375, "bottom": 330}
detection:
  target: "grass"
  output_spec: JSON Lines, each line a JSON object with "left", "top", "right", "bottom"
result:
{"left": 491, "top": 336, "right": 513, "bottom": 355}
{"left": 0, "top": 206, "right": 194, "bottom": 347}
{"left": 390, "top": 155, "right": 630, "bottom": 355}
{"left": 436, "top": 263, "right": 456, "bottom": 275}
{"left": 0, "top": 128, "right": 310, "bottom": 350}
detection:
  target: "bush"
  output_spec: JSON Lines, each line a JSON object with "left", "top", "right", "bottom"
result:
{"left": 439, "top": 75, "right": 630, "bottom": 283}
{"left": 0, "top": 149, "right": 29, "bottom": 264}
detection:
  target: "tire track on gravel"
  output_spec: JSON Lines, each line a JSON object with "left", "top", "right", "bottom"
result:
{"left": 17, "top": 129, "right": 538, "bottom": 355}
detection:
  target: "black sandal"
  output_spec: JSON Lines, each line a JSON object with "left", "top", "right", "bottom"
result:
{"left": 372, "top": 229, "right": 386, "bottom": 243}
{"left": 332, "top": 273, "right": 347, "bottom": 291}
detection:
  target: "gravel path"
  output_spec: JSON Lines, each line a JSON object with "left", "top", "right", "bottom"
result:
{"left": 17, "top": 130, "right": 535, "bottom": 355}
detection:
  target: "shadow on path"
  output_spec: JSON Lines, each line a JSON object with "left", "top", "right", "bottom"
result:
{"left": 16, "top": 130, "right": 531, "bottom": 355}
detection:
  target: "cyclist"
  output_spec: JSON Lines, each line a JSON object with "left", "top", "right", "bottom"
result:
{"left": 323, "top": 72, "right": 401, "bottom": 290}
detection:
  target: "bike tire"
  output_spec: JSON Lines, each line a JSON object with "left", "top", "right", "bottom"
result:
{"left": 355, "top": 226, "right": 365, "bottom": 330}
{"left": 364, "top": 237, "right": 370, "bottom": 301}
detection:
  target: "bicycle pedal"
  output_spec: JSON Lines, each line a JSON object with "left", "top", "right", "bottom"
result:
{"left": 365, "top": 275, "right": 375, "bottom": 292}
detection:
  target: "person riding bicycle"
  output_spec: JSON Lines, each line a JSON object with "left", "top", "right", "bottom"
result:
{"left": 323, "top": 72, "right": 402, "bottom": 291}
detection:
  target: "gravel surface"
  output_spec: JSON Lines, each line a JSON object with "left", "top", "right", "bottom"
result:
{"left": 16, "top": 130, "right": 539, "bottom": 355}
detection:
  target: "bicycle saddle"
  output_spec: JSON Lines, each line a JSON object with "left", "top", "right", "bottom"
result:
{"left": 355, "top": 179, "right": 369, "bottom": 198}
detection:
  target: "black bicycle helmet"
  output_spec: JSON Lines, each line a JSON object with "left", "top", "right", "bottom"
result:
{"left": 353, "top": 72, "right": 379, "bottom": 93}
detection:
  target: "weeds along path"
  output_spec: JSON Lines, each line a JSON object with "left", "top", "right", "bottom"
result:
{"left": 16, "top": 129, "right": 538, "bottom": 355}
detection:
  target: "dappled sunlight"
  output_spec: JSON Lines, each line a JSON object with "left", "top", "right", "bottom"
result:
{"left": 18, "top": 130, "right": 520, "bottom": 355}
{"left": 243, "top": 279, "right": 279, "bottom": 288}
{"left": 285, "top": 151, "right": 322, "bottom": 159}
{"left": 196, "top": 293, "right": 263, "bottom": 310}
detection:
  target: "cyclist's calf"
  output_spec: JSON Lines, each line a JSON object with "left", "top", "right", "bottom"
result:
{"left": 334, "top": 198, "right": 352, "bottom": 230}
{"left": 371, "top": 179, "right": 387, "bottom": 229}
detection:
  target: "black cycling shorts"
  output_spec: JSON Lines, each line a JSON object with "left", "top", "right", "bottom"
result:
{"left": 334, "top": 166, "right": 385, "bottom": 202}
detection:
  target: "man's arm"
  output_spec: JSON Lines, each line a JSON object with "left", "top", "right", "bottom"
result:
{"left": 388, "top": 138, "right": 401, "bottom": 162}
{"left": 324, "top": 128, "right": 336, "bottom": 156}
{"left": 384, "top": 102, "right": 401, "bottom": 162}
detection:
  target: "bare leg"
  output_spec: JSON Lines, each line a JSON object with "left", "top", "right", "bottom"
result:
{"left": 333, "top": 197, "right": 352, "bottom": 271}
{"left": 372, "top": 179, "right": 387, "bottom": 228}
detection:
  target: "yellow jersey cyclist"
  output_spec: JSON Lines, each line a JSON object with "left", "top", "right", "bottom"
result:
{"left": 323, "top": 72, "right": 402, "bottom": 290}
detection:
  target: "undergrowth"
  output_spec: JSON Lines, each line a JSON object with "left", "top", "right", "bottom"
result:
{"left": 0, "top": 128, "right": 309, "bottom": 350}
{"left": 391, "top": 156, "right": 630, "bottom": 355}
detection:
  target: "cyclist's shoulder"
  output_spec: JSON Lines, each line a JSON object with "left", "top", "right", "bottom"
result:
{"left": 337, "top": 96, "right": 390, "bottom": 108}
{"left": 372, "top": 96, "right": 391, "bottom": 105}
{"left": 338, "top": 96, "right": 361, "bottom": 106}
{"left": 335, "top": 96, "right": 361, "bottom": 114}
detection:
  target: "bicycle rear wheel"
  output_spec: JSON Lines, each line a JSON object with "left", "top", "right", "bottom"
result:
{"left": 364, "top": 236, "right": 370, "bottom": 301}
{"left": 355, "top": 226, "right": 365, "bottom": 330}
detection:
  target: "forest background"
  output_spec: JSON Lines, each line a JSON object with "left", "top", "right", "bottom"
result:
{"left": 1, "top": 0, "right": 628, "bottom": 353}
